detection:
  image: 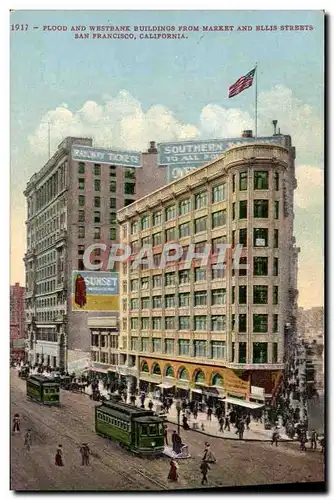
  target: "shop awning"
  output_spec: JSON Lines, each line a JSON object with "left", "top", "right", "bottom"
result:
{"left": 224, "top": 397, "right": 264, "bottom": 409}
{"left": 157, "top": 383, "right": 175, "bottom": 389}
{"left": 91, "top": 367, "right": 109, "bottom": 374}
{"left": 191, "top": 388, "right": 203, "bottom": 394}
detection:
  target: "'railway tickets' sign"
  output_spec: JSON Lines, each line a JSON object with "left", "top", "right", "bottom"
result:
{"left": 72, "top": 271, "right": 119, "bottom": 312}
{"left": 71, "top": 145, "right": 141, "bottom": 167}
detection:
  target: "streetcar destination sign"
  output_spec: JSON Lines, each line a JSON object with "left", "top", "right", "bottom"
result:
{"left": 71, "top": 145, "right": 141, "bottom": 167}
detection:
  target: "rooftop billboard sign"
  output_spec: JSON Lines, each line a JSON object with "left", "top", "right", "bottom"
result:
{"left": 71, "top": 271, "right": 119, "bottom": 312}
{"left": 71, "top": 145, "right": 141, "bottom": 167}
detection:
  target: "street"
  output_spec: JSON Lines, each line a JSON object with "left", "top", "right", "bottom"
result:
{"left": 11, "top": 371, "right": 324, "bottom": 491}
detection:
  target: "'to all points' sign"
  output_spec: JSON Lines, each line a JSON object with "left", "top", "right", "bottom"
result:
{"left": 158, "top": 136, "right": 286, "bottom": 182}
{"left": 71, "top": 145, "right": 141, "bottom": 168}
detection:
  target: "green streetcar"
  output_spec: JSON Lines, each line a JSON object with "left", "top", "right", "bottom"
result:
{"left": 26, "top": 375, "right": 60, "bottom": 405}
{"left": 95, "top": 399, "right": 165, "bottom": 456}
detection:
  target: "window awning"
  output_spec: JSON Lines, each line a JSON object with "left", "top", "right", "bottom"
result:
{"left": 157, "top": 383, "right": 175, "bottom": 389}
{"left": 224, "top": 397, "right": 264, "bottom": 409}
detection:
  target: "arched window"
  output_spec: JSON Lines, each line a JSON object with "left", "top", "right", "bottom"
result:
{"left": 179, "top": 368, "right": 189, "bottom": 380}
{"left": 152, "top": 363, "right": 161, "bottom": 375}
{"left": 194, "top": 370, "right": 205, "bottom": 384}
{"left": 141, "top": 361, "right": 149, "bottom": 373}
{"left": 165, "top": 365, "right": 175, "bottom": 378}
{"left": 212, "top": 373, "right": 223, "bottom": 387}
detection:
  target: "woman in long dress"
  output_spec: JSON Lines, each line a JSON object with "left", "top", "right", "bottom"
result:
{"left": 55, "top": 444, "right": 64, "bottom": 466}
{"left": 167, "top": 459, "right": 179, "bottom": 481}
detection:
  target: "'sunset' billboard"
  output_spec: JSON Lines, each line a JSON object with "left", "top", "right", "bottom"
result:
{"left": 72, "top": 271, "right": 119, "bottom": 312}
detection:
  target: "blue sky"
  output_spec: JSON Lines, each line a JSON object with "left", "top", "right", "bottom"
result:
{"left": 10, "top": 10, "right": 324, "bottom": 307}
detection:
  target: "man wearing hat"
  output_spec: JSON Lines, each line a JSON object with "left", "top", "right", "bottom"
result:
{"left": 79, "top": 443, "right": 90, "bottom": 465}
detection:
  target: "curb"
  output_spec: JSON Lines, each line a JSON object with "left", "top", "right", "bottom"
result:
{"left": 165, "top": 418, "right": 293, "bottom": 443}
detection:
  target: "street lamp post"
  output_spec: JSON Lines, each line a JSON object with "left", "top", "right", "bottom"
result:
{"left": 175, "top": 400, "right": 181, "bottom": 435}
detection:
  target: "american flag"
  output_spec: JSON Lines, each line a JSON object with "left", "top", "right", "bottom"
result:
{"left": 228, "top": 67, "right": 256, "bottom": 98}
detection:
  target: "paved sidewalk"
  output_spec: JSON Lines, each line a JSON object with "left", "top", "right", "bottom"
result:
{"left": 136, "top": 396, "right": 292, "bottom": 442}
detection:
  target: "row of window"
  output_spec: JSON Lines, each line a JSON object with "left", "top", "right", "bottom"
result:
{"left": 91, "top": 351, "right": 118, "bottom": 364}
{"left": 77, "top": 226, "right": 117, "bottom": 240}
{"left": 78, "top": 210, "right": 117, "bottom": 225}
{"left": 96, "top": 411, "right": 130, "bottom": 431}
{"left": 91, "top": 334, "right": 119, "bottom": 349}
{"left": 78, "top": 178, "right": 135, "bottom": 195}
{"left": 128, "top": 313, "right": 278, "bottom": 333}
{"left": 233, "top": 170, "right": 279, "bottom": 192}
{"left": 78, "top": 163, "right": 136, "bottom": 180}
{"left": 232, "top": 199, "right": 280, "bottom": 220}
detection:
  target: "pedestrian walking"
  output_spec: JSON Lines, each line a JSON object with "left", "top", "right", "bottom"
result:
{"left": 246, "top": 414, "right": 251, "bottom": 431}
{"left": 319, "top": 436, "right": 325, "bottom": 453}
{"left": 24, "top": 429, "right": 32, "bottom": 451}
{"left": 219, "top": 416, "right": 225, "bottom": 432}
{"left": 148, "top": 399, "right": 154, "bottom": 411}
{"left": 12, "top": 414, "right": 20, "bottom": 433}
{"left": 200, "top": 460, "right": 211, "bottom": 485}
{"left": 202, "top": 442, "right": 216, "bottom": 463}
{"left": 271, "top": 426, "right": 280, "bottom": 447}
{"left": 167, "top": 459, "right": 178, "bottom": 482}
{"left": 224, "top": 415, "right": 230, "bottom": 431}
{"left": 207, "top": 407, "right": 212, "bottom": 421}
{"left": 310, "top": 429, "right": 318, "bottom": 450}
{"left": 182, "top": 414, "right": 190, "bottom": 430}
{"left": 55, "top": 444, "right": 64, "bottom": 466}
{"left": 238, "top": 420, "right": 245, "bottom": 440}
{"left": 79, "top": 443, "right": 90, "bottom": 465}
{"left": 300, "top": 431, "right": 307, "bottom": 452}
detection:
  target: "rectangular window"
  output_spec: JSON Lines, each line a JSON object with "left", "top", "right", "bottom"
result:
{"left": 232, "top": 286, "right": 235, "bottom": 304}
{"left": 165, "top": 339, "right": 174, "bottom": 354}
{"left": 273, "top": 314, "right": 278, "bottom": 333}
{"left": 273, "top": 286, "right": 279, "bottom": 305}
{"left": 124, "top": 167, "right": 135, "bottom": 179}
{"left": 179, "top": 316, "right": 190, "bottom": 330}
{"left": 194, "top": 340, "right": 206, "bottom": 357}
{"left": 141, "top": 317, "right": 149, "bottom": 330}
{"left": 78, "top": 195, "right": 85, "bottom": 207}
{"left": 231, "top": 342, "right": 235, "bottom": 362}
{"left": 211, "top": 288, "right": 226, "bottom": 305}
{"left": 107, "top": 181, "right": 116, "bottom": 193}
{"left": 141, "top": 277, "right": 149, "bottom": 290}
{"left": 152, "top": 296, "right": 162, "bottom": 308}
{"left": 165, "top": 272, "right": 175, "bottom": 286}
{"left": 141, "top": 215, "right": 149, "bottom": 230}
{"left": 239, "top": 285, "right": 247, "bottom": 304}
{"left": 210, "top": 236, "right": 225, "bottom": 254}
{"left": 254, "top": 171, "right": 269, "bottom": 190}
{"left": 195, "top": 190, "right": 208, "bottom": 209}
{"left": 130, "top": 318, "right": 138, "bottom": 330}
{"left": 141, "top": 338, "right": 149, "bottom": 352}
{"left": 94, "top": 179, "right": 101, "bottom": 191}
{"left": 211, "top": 341, "right": 226, "bottom": 359}
{"left": 179, "top": 270, "right": 190, "bottom": 284}
{"left": 239, "top": 200, "right": 247, "bottom": 219}
{"left": 141, "top": 235, "right": 150, "bottom": 246}
{"left": 94, "top": 164, "right": 101, "bottom": 176}
{"left": 78, "top": 178, "right": 85, "bottom": 190}
{"left": 239, "top": 342, "right": 247, "bottom": 363}
{"left": 274, "top": 201, "right": 279, "bottom": 219}
{"left": 109, "top": 166, "right": 116, "bottom": 177}
{"left": 239, "top": 228, "right": 247, "bottom": 247}
{"left": 212, "top": 265, "right": 225, "bottom": 280}
{"left": 274, "top": 229, "right": 279, "bottom": 248}
{"left": 152, "top": 232, "right": 162, "bottom": 246}
{"left": 239, "top": 172, "right": 248, "bottom": 191}
{"left": 272, "top": 342, "right": 278, "bottom": 363}
{"left": 194, "top": 216, "right": 207, "bottom": 233}
{"left": 253, "top": 314, "right": 268, "bottom": 333}
{"left": 78, "top": 226, "right": 85, "bottom": 239}
{"left": 131, "top": 337, "right": 138, "bottom": 351}
{"left": 273, "top": 257, "right": 279, "bottom": 276}
{"left": 93, "top": 196, "right": 100, "bottom": 208}
{"left": 274, "top": 172, "right": 279, "bottom": 191}
{"left": 253, "top": 342, "right": 268, "bottom": 363}
{"left": 165, "top": 295, "right": 175, "bottom": 308}
{"left": 152, "top": 338, "right": 162, "bottom": 353}
{"left": 254, "top": 228, "right": 268, "bottom": 247}
{"left": 165, "top": 205, "right": 176, "bottom": 221}
{"left": 141, "top": 297, "right": 150, "bottom": 309}
{"left": 212, "top": 184, "right": 226, "bottom": 203}
{"left": 109, "top": 212, "right": 117, "bottom": 224}
{"left": 165, "top": 316, "right": 175, "bottom": 329}
{"left": 232, "top": 174, "right": 236, "bottom": 192}
{"left": 194, "top": 316, "right": 207, "bottom": 331}
{"left": 165, "top": 227, "right": 175, "bottom": 242}
{"left": 232, "top": 230, "right": 236, "bottom": 247}
{"left": 110, "top": 228, "right": 116, "bottom": 240}
{"left": 130, "top": 298, "right": 138, "bottom": 310}
{"left": 253, "top": 285, "right": 268, "bottom": 304}
{"left": 179, "top": 222, "right": 190, "bottom": 238}
{"left": 110, "top": 198, "right": 116, "bottom": 209}
{"left": 152, "top": 318, "right": 162, "bottom": 331}
{"left": 232, "top": 202, "right": 236, "bottom": 220}
{"left": 179, "top": 339, "right": 190, "bottom": 356}
{"left": 239, "top": 314, "right": 247, "bottom": 332}
{"left": 179, "top": 198, "right": 191, "bottom": 215}
{"left": 122, "top": 280, "right": 127, "bottom": 294}
{"left": 124, "top": 183, "right": 135, "bottom": 195}
{"left": 194, "top": 267, "right": 206, "bottom": 282}
{"left": 130, "top": 279, "right": 138, "bottom": 292}
{"left": 152, "top": 275, "right": 162, "bottom": 288}
{"left": 78, "top": 210, "right": 85, "bottom": 223}
{"left": 194, "top": 291, "right": 207, "bottom": 306}
{"left": 254, "top": 257, "right": 268, "bottom": 276}
{"left": 211, "top": 315, "right": 226, "bottom": 331}
{"left": 179, "top": 292, "right": 190, "bottom": 307}
{"left": 254, "top": 200, "right": 269, "bottom": 218}
{"left": 212, "top": 209, "right": 226, "bottom": 229}
{"left": 94, "top": 227, "right": 100, "bottom": 239}
{"left": 78, "top": 162, "right": 85, "bottom": 174}
{"left": 152, "top": 211, "right": 162, "bottom": 226}
{"left": 131, "top": 221, "right": 138, "bottom": 234}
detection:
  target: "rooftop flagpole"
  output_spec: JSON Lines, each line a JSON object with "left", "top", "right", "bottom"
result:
{"left": 255, "top": 62, "right": 258, "bottom": 139}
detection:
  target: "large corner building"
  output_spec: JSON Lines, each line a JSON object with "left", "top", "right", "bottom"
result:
{"left": 117, "top": 139, "right": 299, "bottom": 401}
